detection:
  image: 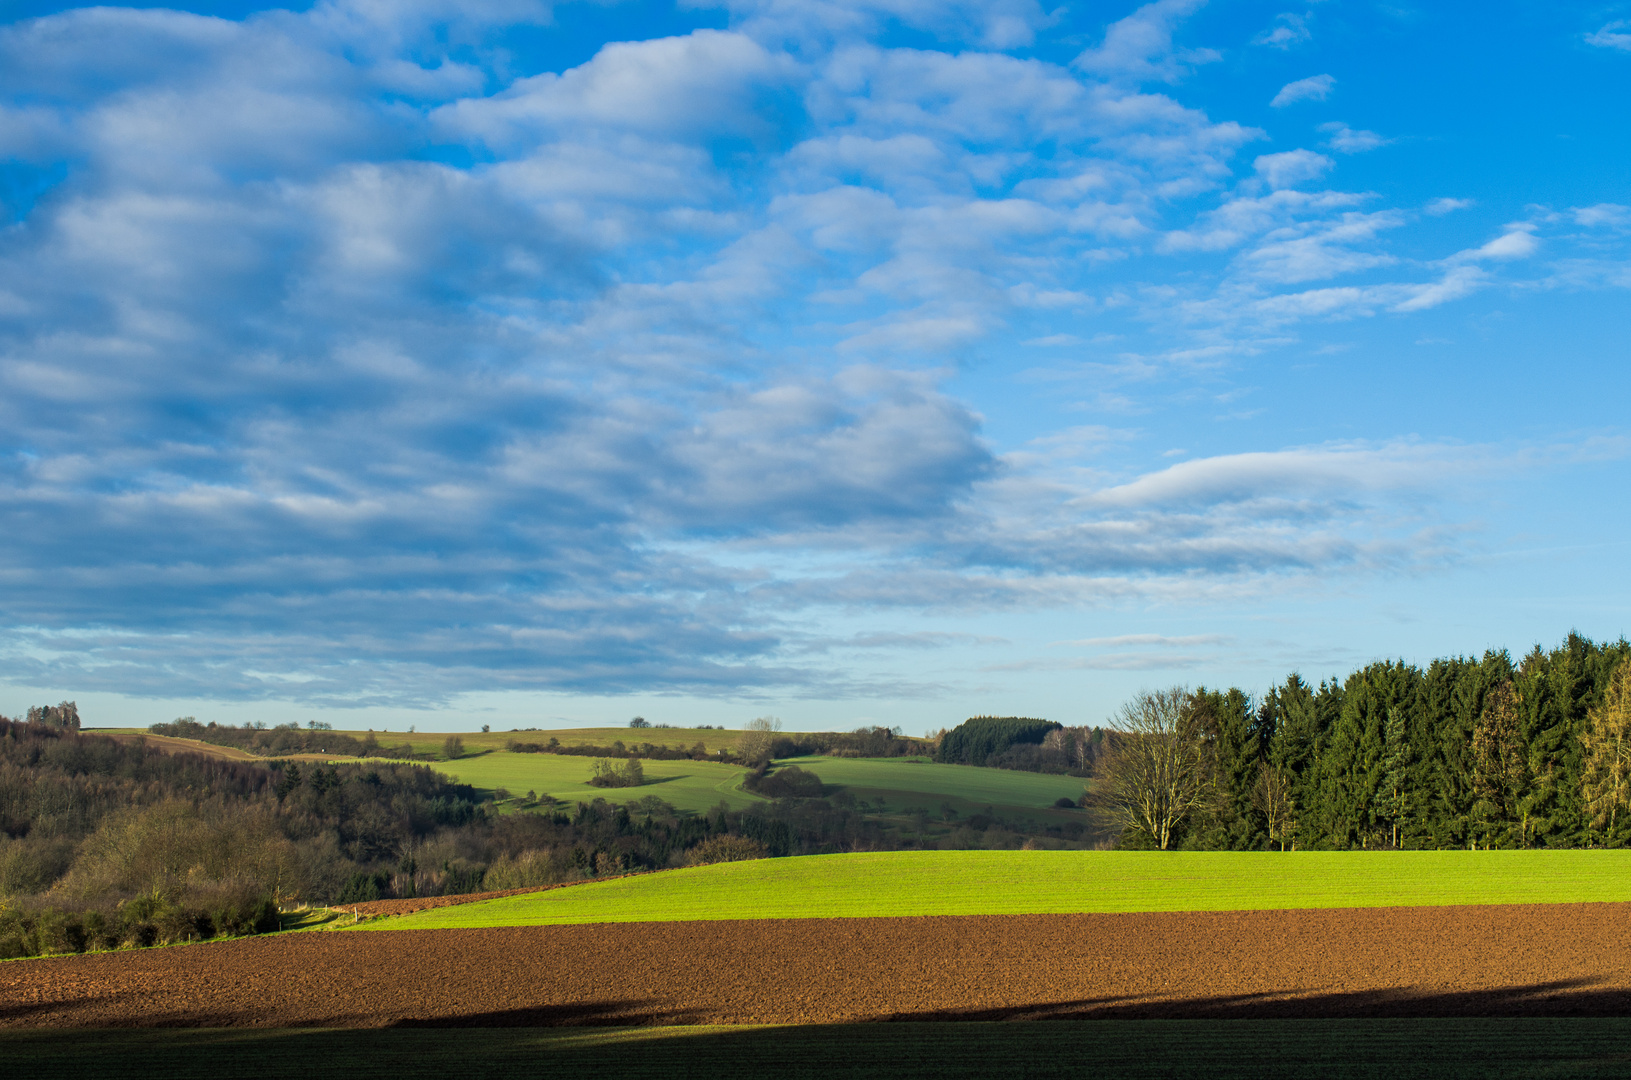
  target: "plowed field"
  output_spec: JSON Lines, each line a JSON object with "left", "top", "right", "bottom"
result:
{"left": 6, "top": 903, "right": 1631, "bottom": 1028}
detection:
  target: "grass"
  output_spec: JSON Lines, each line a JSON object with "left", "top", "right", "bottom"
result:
{"left": 436, "top": 753, "right": 768, "bottom": 813}
{"left": 433, "top": 752, "right": 1088, "bottom": 819}
{"left": 776, "top": 755, "right": 1084, "bottom": 823}
{"left": 8, "top": 1021, "right": 1631, "bottom": 1080}
{"left": 368, "top": 849, "right": 1631, "bottom": 930}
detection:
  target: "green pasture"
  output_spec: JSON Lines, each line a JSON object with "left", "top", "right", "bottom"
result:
{"left": 777, "top": 755, "right": 1084, "bottom": 819}
{"left": 9, "top": 1021, "right": 1631, "bottom": 1080}
{"left": 373, "top": 849, "right": 1631, "bottom": 930}
{"left": 431, "top": 752, "right": 1087, "bottom": 819}
{"left": 434, "top": 753, "right": 766, "bottom": 813}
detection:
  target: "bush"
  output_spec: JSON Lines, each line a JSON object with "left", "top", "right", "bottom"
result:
{"left": 683, "top": 835, "right": 769, "bottom": 866}
{"left": 443, "top": 735, "right": 465, "bottom": 760}
{"left": 747, "top": 765, "right": 824, "bottom": 799}
{"left": 587, "top": 758, "right": 645, "bottom": 788}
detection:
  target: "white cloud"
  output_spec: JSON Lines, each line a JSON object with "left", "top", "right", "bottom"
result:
{"left": 1446, "top": 226, "right": 1539, "bottom": 264}
{"left": 1253, "top": 13, "right": 1311, "bottom": 50}
{"left": 1425, "top": 197, "right": 1474, "bottom": 215}
{"left": 1319, "top": 121, "right": 1389, "bottom": 153}
{"left": 1586, "top": 21, "right": 1631, "bottom": 51}
{"left": 1574, "top": 203, "right": 1631, "bottom": 228}
{"left": 1073, "top": 0, "right": 1220, "bottom": 83}
{"left": 1253, "top": 149, "right": 1333, "bottom": 189}
{"left": 1270, "top": 73, "right": 1333, "bottom": 107}
{"left": 1060, "top": 633, "right": 1231, "bottom": 647}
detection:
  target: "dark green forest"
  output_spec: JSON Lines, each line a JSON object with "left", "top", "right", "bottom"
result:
{"left": 1130, "top": 633, "right": 1631, "bottom": 851}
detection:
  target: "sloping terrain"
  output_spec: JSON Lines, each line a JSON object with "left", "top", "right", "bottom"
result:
{"left": 6, "top": 904, "right": 1631, "bottom": 1028}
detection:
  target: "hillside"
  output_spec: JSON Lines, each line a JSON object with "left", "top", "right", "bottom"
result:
{"left": 369, "top": 849, "right": 1631, "bottom": 930}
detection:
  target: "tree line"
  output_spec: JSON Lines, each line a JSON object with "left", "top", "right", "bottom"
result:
{"left": 1093, "top": 633, "right": 1631, "bottom": 851}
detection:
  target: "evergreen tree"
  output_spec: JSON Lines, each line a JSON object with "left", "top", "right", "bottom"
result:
{"left": 1376, "top": 706, "right": 1409, "bottom": 848}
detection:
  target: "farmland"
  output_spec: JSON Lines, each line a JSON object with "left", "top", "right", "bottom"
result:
{"left": 376, "top": 848, "right": 1631, "bottom": 930}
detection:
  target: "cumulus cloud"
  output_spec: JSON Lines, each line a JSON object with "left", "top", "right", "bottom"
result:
{"left": 1253, "top": 149, "right": 1333, "bottom": 189}
{"left": 1270, "top": 73, "right": 1333, "bottom": 107}
{"left": 1586, "top": 21, "right": 1631, "bottom": 50}
{"left": 1574, "top": 203, "right": 1631, "bottom": 228}
{"left": 1073, "top": 0, "right": 1221, "bottom": 83}
{"left": 1425, "top": 197, "right": 1474, "bottom": 215}
{"left": 1253, "top": 13, "right": 1311, "bottom": 50}
{"left": 1319, "top": 121, "right": 1389, "bottom": 153}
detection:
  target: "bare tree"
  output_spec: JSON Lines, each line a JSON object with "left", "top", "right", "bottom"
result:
{"left": 737, "top": 715, "right": 782, "bottom": 764}
{"left": 1581, "top": 660, "right": 1631, "bottom": 838}
{"left": 1252, "top": 762, "right": 1295, "bottom": 851}
{"left": 1093, "top": 688, "right": 1207, "bottom": 850}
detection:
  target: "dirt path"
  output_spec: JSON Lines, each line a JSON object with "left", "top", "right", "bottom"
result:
{"left": 5, "top": 904, "right": 1631, "bottom": 1027}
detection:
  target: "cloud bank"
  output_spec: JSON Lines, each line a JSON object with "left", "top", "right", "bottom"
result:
{"left": 0, "top": 0, "right": 1622, "bottom": 706}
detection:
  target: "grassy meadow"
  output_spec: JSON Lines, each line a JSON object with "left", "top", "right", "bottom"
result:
{"left": 436, "top": 753, "right": 768, "bottom": 813}
{"left": 433, "top": 751, "right": 1088, "bottom": 819}
{"left": 9, "top": 1021, "right": 1631, "bottom": 1080}
{"left": 366, "top": 848, "right": 1631, "bottom": 930}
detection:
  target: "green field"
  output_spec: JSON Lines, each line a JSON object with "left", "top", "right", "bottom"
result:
{"left": 431, "top": 752, "right": 1087, "bottom": 819}
{"left": 435, "top": 752, "right": 769, "bottom": 813}
{"left": 371, "top": 849, "right": 1631, "bottom": 930}
{"left": 776, "top": 755, "right": 1084, "bottom": 819}
{"left": 8, "top": 1021, "right": 1631, "bottom": 1080}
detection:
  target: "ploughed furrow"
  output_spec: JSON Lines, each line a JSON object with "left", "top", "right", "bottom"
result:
{"left": 4, "top": 904, "right": 1631, "bottom": 1028}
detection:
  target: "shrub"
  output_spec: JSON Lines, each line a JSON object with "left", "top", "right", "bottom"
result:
{"left": 587, "top": 758, "right": 645, "bottom": 788}
{"left": 443, "top": 735, "right": 465, "bottom": 760}
{"left": 683, "top": 835, "right": 769, "bottom": 866}
{"left": 747, "top": 765, "right": 824, "bottom": 799}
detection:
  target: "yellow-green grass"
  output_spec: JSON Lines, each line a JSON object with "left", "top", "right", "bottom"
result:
{"left": 371, "top": 849, "right": 1631, "bottom": 930}
{"left": 435, "top": 753, "right": 767, "bottom": 813}
{"left": 6, "top": 1020, "right": 1629, "bottom": 1080}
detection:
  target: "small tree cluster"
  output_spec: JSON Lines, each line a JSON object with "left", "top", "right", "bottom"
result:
{"left": 587, "top": 757, "right": 645, "bottom": 788}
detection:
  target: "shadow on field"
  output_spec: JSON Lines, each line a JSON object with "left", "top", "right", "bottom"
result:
{"left": 884, "top": 976, "right": 1631, "bottom": 1021}
{"left": 391, "top": 999, "right": 697, "bottom": 1027}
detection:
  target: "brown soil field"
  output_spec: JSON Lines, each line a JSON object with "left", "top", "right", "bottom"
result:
{"left": 344, "top": 884, "right": 604, "bottom": 917}
{"left": 5, "top": 904, "right": 1631, "bottom": 1028}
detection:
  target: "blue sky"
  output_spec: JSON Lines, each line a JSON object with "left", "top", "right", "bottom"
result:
{"left": 0, "top": 0, "right": 1627, "bottom": 733}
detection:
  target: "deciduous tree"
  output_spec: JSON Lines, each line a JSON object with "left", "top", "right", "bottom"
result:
{"left": 1093, "top": 688, "right": 1206, "bottom": 850}
{"left": 1580, "top": 660, "right": 1631, "bottom": 840}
